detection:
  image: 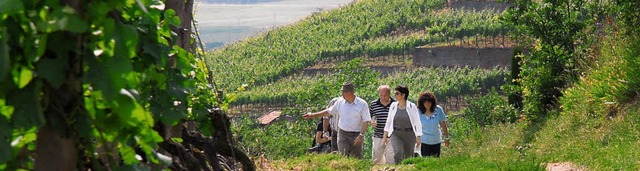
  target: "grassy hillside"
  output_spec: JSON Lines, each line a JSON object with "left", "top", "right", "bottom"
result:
{"left": 207, "top": 0, "right": 640, "bottom": 170}
{"left": 205, "top": 0, "right": 507, "bottom": 91}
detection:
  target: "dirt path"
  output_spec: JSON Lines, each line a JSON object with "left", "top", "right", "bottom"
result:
{"left": 546, "top": 162, "right": 586, "bottom": 171}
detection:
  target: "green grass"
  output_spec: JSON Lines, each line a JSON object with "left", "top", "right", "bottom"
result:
{"left": 268, "top": 154, "right": 373, "bottom": 171}
{"left": 230, "top": 2, "right": 640, "bottom": 170}
{"left": 529, "top": 31, "right": 640, "bottom": 170}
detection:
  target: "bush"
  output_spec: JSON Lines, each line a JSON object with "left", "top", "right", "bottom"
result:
{"left": 462, "top": 89, "right": 518, "bottom": 126}
{"left": 232, "top": 115, "right": 317, "bottom": 160}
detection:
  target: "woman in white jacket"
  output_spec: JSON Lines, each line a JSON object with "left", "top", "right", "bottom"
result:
{"left": 382, "top": 85, "right": 422, "bottom": 164}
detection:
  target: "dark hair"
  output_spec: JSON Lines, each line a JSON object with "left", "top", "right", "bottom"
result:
{"left": 418, "top": 91, "right": 438, "bottom": 114}
{"left": 394, "top": 85, "right": 409, "bottom": 101}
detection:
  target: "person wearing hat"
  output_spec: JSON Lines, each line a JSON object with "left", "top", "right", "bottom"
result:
{"left": 303, "top": 82, "right": 371, "bottom": 159}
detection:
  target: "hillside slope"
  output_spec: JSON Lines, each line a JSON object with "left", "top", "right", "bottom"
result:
{"left": 205, "top": 0, "right": 507, "bottom": 91}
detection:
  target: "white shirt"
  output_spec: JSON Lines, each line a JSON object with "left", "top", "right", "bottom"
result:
{"left": 383, "top": 100, "right": 423, "bottom": 137}
{"left": 327, "top": 97, "right": 371, "bottom": 132}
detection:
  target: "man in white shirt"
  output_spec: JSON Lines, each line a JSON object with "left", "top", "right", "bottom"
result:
{"left": 303, "top": 82, "right": 371, "bottom": 158}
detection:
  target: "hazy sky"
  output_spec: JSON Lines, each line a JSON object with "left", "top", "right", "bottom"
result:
{"left": 194, "top": 0, "right": 353, "bottom": 46}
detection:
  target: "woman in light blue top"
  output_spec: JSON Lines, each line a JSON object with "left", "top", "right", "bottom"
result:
{"left": 417, "top": 91, "right": 449, "bottom": 157}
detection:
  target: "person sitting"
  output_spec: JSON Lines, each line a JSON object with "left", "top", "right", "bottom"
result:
{"left": 308, "top": 118, "right": 332, "bottom": 153}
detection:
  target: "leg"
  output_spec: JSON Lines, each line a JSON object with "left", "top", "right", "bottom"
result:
{"left": 372, "top": 137, "right": 384, "bottom": 164}
{"left": 352, "top": 137, "right": 363, "bottom": 159}
{"left": 421, "top": 143, "right": 428, "bottom": 157}
{"left": 384, "top": 142, "right": 395, "bottom": 164}
{"left": 337, "top": 130, "right": 349, "bottom": 156}
{"left": 434, "top": 143, "right": 441, "bottom": 157}
{"left": 331, "top": 130, "right": 338, "bottom": 152}
{"left": 401, "top": 131, "right": 416, "bottom": 161}
{"left": 390, "top": 133, "right": 405, "bottom": 164}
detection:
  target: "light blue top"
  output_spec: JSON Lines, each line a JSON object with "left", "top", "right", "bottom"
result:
{"left": 419, "top": 105, "right": 447, "bottom": 145}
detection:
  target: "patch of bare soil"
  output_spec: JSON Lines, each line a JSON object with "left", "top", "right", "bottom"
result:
{"left": 546, "top": 162, "right": 587, "bottom": 171}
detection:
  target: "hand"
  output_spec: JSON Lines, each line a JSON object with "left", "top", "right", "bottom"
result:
{"left": 382, "top": 137, "right": 388, "bottom": 146}
{"left": 354, "top": 135, "right": 363, "bottom": 145}
{"left": 444, "top": 139, "right": 450, "bottom": 147}
{"left": 302, "top": 113, "right": 313, "bottom": 119}
{"left": 371, "top": 120, "right": 377, "bottom": 127}
{"left": 415, "top": 139, "right": 421, "bottom": 148}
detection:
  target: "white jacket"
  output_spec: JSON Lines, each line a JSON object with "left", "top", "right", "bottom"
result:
{"left": 383, "top": 100, "right": 422, "bottom": 137}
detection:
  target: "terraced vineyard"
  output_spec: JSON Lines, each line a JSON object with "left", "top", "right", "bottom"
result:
{"left": 230, "top": 57, "right": 508, "bottom": 115}
{"left": 205, "top": 0, "right": 509, "bottom": 92}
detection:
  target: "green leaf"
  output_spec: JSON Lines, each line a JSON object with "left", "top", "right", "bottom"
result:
{"left": 37, "top": 56, "right": 68, "bottom": 88}
{"left": 7, "top": 81, "right": 44, "bottom": 129}
{"left": 16, "top": 67, "right": 33, "bottom": 89}
{"left": 0, "top": 0, "right": 23, "bottom": 14}
{"left": 113, "top": 90, "right": 138, "bottom": 127}
{"left": 49, "top": 6, "right": 89, "bottom": 33}
{"left": 170, "top": 137, "right": 182, "bottom": 143}
{"left": 10, "top": 128, "right": 36, "bottom": 150}
{"left": 0, "top": 99, "right": 13, "bottom": 120}
{"left": 118, "top": 145, "right": 138, "bottom": 164}
{"left": 114, "top": 24, "right": 138, "bottom": 59}
{"left": 163, "top": 9, "right": 180, "bottom": 27}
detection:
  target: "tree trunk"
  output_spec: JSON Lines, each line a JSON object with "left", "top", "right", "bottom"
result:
{"left": 166, "top": 0, "right": 195, "bottom": 52}
{"left": 34, "top": 123, "right": 77, "bottom": 171}
{"left": 34, "top": 0, "right": 84, "bottom": 169}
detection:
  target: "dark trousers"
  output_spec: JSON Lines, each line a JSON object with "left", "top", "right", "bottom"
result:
{"left": 338, "top": 129, "right": 363, "bottom": 159}
{"left": 421, "top": 143, "right": 441, "bottom": 157}
{"left": 331, "top": 130, "right": 338, "bottom": 152}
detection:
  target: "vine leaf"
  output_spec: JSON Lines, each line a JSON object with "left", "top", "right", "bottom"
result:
{"left": 0, "top": 0, "right": 23, "bottom": 14}
{"left": 37, "top": 56, "right": 68, "bottom": 89}
{"left": 17, "top": 67, "right": 33, "bottom": 89}
{"left": 7, "top": 82, "right": 44, "bottom": 129}
{"left": 0, "top": 99, "right": 13, "bottom": 120}
{"left": 49, "top": 6, "right": 89, "bottom": 33}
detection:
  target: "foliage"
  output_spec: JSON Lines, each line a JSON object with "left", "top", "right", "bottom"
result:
{"left": 532, "top": 32, "right": 640, "bottom": 170}
{"left": 231, "top": 114, "right": 316, "bottom": 160}
{"left": 234, "top": 65, "right": 508, "bottom": 109}
{"left": 0, "top": 0, "right": 218, "bottom": 169}
{"left": 462, "top": 89, "right": 519, "bottom": 126}
{"left": 503, "top": 0, "right": 596, "bottom": 120}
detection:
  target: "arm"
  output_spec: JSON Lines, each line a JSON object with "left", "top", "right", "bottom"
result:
{"left": 369, "top": 104, "right": 377, "bottom": 128}
{"left": 322, "top": 117, "right": 330, "bottom": 132}
{"left": 316, "top": 131, "right": 331, "bottom": 144}
{"left": 354, "top": 121, "right": 370, "bottom": 145}
{"left": 303, "top": 109, "right": 330, "bottom": 119}
{"left": 382, "top": 131, "right": 389, "bottom": 146}
{"left": 354, "top": 105, "right": 371, "bottom": 145}
{"left": 440, "top": 121, "right": 450, "bottom": 147}
{"left": 411, "top": 103, "right": 422, "bottom": 147}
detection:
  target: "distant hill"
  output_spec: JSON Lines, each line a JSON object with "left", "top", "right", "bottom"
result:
{"left": 201, "top": 0, "right": 281, "bottom": 4}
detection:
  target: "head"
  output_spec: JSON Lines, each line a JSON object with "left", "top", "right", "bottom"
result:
{"left": 377, "top": 85, "right": 391, "bottom": 102}
{"left": 393, "top": 85, "right": 409, "bottom": 102}
{"left": 341, "top": 82, "right": 356, "bottom": 101}
{"left": 417, "top": 91, "right": 438, "bottom": 114}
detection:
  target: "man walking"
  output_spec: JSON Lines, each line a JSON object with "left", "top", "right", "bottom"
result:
{"left": 370, "top": 85, "right": 395, "bottom": 164}
{"left": 303, "top": 82, "right": 371, "bottom": 158}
